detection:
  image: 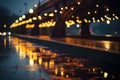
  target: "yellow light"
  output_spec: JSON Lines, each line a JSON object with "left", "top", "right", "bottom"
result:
{"left": 38, "top": 57, "right": 42, "bottom": 65}
{"left": 49, "top": 59, "right": 55, "bottom": 69}
{"left": 88, "top": 11, "right": 90, "bottom": 15}
{"left": 8, "top": 32, "right": 11, "bottom": 35}
{"left": 15, "top": 20, "right": 19, "bottom": 23}
{"left": 103, "top": 41, "right": 111, "bottom": 50}
{"left": 96, "top": 4, "right": 99, "bottom": 7}
{"left": 93, "top": 68, "right": 96, "bottom": 72}
{"left": 29, "top": 8, "right": 34, "bottom": 13}
{"left": 115, "top": 16, "right": 119, "bottom": 20}
{"left": 106, "top": 8, "right": 109, "bottom": 11}
{"left": 44, "top": 13, "right": 48, "bottom": 16}
{"left": 97, "top": 19, "right": 100, "bottom": 22}
{"left": 49, "top": 13, "right": 54, "bottom": 17}
{"left": 29, "top": 58, "right": 34, "bottom": 65}
{"left": 22, "top": 15, "right": 26, "bottom": 19}
{"left": 105, "top": 15, "right": 111, "bottom": 20}
{"left": 93, "top": 20, "right": 96, "bottom": 23}
{"left": 4, "top": 24, "right": 7, "bottom": 28}
{"left": 104, "top": 15, "right": 107, "bottom": 18}
{"left": 44, "top": 61, "right": 48, "bottom": 68}
{"left": 76, "top": 24, "right": 80, "bottom": 28}
{"left": 39, "top": 20, "right": 56, "bottom": 28}
{"left": 60, "top": 67, "right": 64, "bottom": 77}
{"left": 61, "top": 71, "right": 64, "bottom": 77}
{"left": 60, "top": 11, "right": 63, "bottom": 14}
{"left": 106, "top": 20, "right": 110, "bottom": 24}
{"left": 72, "top": 15, "right": 74, "bottom": 18}
{"left": 113, "top": 18, "right": 115, "bottom": 20}
{"left": 77, "top": 2, "right": 81, "bottom": 5}
{"left": 104, "top": 72, "right": 108, "bottom": 78}
{"left": 29, "top": 18, "right": 32, "bottom": 23}
{"left": 67, "top": 25, "right": 70, "bottom": 28}
{"left": 76, "top": 19, "right": 82, "bottom": 24}
{"left": 61, "top": 7, "right": 64, "bottom": 10}
{"left": 76, "top": 16, "right": 79, "bottom": 19}
{"left": 38, "top": 16, "right": 42, "bottom": 20}
{"left": 55, "top": 67, "right": 58, "bottom": 75}
{"left": 33, "top": 54, "right": 37, "bottom": 60}
{"left": 94, "top": 11, "right": 97, "bottom": 14}
{"left": 52, "top": 21, "right": 56, "bottom": 26}
{"left": 3, "top": 32, "right": 6, "bottom": 36}
{"left": 25, "top": 24, "right": 35, "bottom": 29}
{"left": 65, "top": 20, "right": 75, "bottom": 28}
{"left": 84, "top": 18, "right": 87, "bottom": 23}
{"left": 108, "top": 17, "right": 111, "bottom": 20}
{"left": 65, "top": 6, "right": 68, "bottom": 9}
{"left": 34, "top": 4, "right": 37, "bottom": 7}
{"left": 66, "top": 75, "right": 69, "bottom": 78}
{"left": 92, "top": 17, "right": 95, "bottom": 20}
{"left": 19, "top": 17, "right": 22, "bottom": 21}
{"left": 25, "top": 20, "right": 29, "bottom": 23}
{"left": 32, "top": 17, "right": 37, "bottom": 20}
{"left": 88, "top": 20, "right": 91, "bottom": 23}
{"left": 54, "top": 10, "right": 57, "bottom": 13}
{"left": 71, "top": 7, "right": 74, "bottom": 10}
{"left": 101, "top": 17, "right": 104, "bottom": 21}
{"left": 112, "top": 14, "right": 115, "bottom": 16}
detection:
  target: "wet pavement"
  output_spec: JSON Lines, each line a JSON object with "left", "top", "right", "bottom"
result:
{"left": 0, "top": 36, "right": 120, "bottom": 80}
{"left": 19, "top": 35, "right": 120, "bottom": 54}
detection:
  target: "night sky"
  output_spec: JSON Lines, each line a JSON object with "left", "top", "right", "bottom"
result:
{"left": 0, "top": 0, "right": 39, "bottom": 15}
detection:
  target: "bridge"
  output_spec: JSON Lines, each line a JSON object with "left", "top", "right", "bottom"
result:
{"left": 10, "top": 0, "right": 120, "bottom": 38}
{"left": 0, "top": 1, "right": 120, "bottom": 79}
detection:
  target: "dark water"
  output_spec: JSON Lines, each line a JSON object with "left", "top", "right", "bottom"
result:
{"left": 0, "top": 36, "right": 119, "bottom": 80}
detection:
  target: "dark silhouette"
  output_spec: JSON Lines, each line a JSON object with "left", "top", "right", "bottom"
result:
{"left": 0, "top": 6, "right": 18, "bottom": 32}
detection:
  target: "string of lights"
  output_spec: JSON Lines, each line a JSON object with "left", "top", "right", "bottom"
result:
{"left": 10, "top": 0, "right": 119, "bottom": 29}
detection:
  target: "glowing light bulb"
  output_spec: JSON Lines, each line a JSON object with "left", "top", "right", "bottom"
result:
{"left": 22, "top": 15, "right": 26, "bottom": 19}
{"left": 106, "top": 20, "right": 110, "bottom": 24}
{"left": 54, "top": 10, "right": 57, "bottom": 13}
{"left": 71, "top": 7, "right": 74, "bottom": 10}
{"left": 29, "top": 8, "right": 34, "bottom": 13}
{"left": 96, "top": 4, "right": 99, "bottom": 7}
{"left": 44, "top": 13, "right": 48, "bottom": 16}
{"left": 88, "top": 11, "right": 90, "bottom": 15}
{"left": 61, "top": 7, "right": 64, "bottom": 10}
{"left": 76, "top": 24, "right": 80, "bottom": 28}
{"left": 106, "top": 8, "right": 109, "bottom": 11}
{"left": 65, "top": 6, "right": 68, "bottom": 9}
{"left": 78, "top": 2, "right": 81, "bottom": 5}
{"left": 104, "top": 72, "right": 108, "bottom": 78}
{"left": 60, "top": 11, "right": 63, "bottom": 14}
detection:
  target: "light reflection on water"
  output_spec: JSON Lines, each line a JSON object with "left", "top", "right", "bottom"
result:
{"left": 10, "top": 37, "right": 118, "bottom": 80}
{"left": 4, "top": 37, "right": 7, "bottom": 49}
{"left": 55, "top": 37, "right": 120, "bottom": 54}
{"left": 0, "top": 36, "right": 11, "bottom": 50}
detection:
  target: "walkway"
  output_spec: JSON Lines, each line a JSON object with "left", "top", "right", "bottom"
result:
{"left": 18, "top": 35, "right": 120, "bottom": 54}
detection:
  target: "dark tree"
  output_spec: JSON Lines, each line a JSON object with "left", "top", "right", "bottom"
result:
{"left": 0, "top": 6, "right": 17, "bottom": 32}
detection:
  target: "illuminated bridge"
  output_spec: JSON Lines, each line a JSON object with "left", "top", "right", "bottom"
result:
{"left": 1, "top": 1, "right": 120, "bottom": 79}
{"left": 10, "top": 0, "right": 120, "bottom": 37}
